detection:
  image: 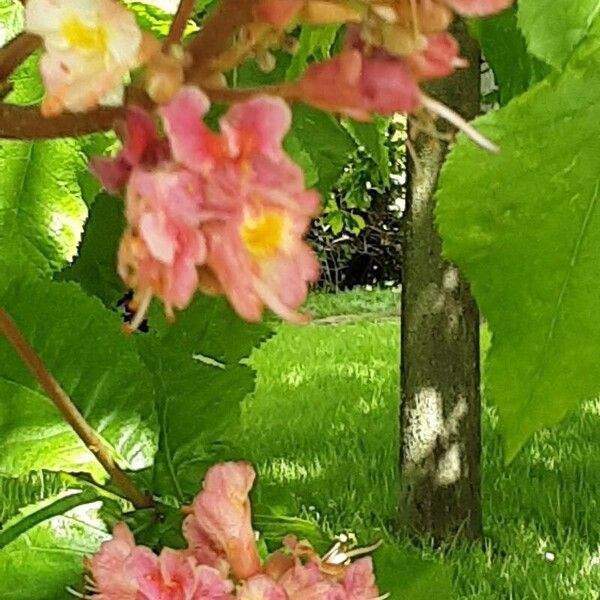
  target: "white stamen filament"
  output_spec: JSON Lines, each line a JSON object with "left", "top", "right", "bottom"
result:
{"left": 127, "top": 290, "right": 152, "bottom": 332}
{"left": 420, "top": 93, "right": 499, "bottom": 153}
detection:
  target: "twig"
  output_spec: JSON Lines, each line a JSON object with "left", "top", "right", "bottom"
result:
{"left": 0, "top": 307, "right": 153, "bottom": 509}
{"left": 203, "top": 83, "right": 298, "bottom": 103}
{"left": 164, "top": 0, "right": 196, "bottom": 50}
{"left": 0, "top": 103, "right": 123, "bottom": 139}
{"left": 0, "top": 33, "right": 40, "bottom": 83}
{"left": 185, "top": 0, "right": 258, "bottom": 77}
{"left": 420, "top": 93, "right": 499, "bottom": 153}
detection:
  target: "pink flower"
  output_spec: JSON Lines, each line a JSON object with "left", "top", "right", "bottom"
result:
{"left": 184, "top": 462, "right": 261, "bottom": 581}
{"left": 85, "top": 522, "right": 140, "bottom": 599}
{"left": 441, "top": 0, "right": 513, "bottom": 16}
{"left": 26, "top": 0, "right": 144, "bottom": 114}
{"left": 279, "top": 562, "right": 345, "bottom": 600}
{"left": 87, "top": 524, "right": 234, "bottom": 600}
{"left": 90, "top": 107, "right": 169, "bottom": 194}
{"left": 118, "top": 166, "right": 209, "bottom": 328}
{"left": 160, "top": 87, "right": 320, "bottom": 324}
{"left": 298, "top": 47, "right": 421, "bottom": 119}
{"left": 341, "top": 558, "right": 380, "bottom": 600}
{"left": 406, "top": 33, "right": 462, "bottom": 81}
{"left": 236, "top": 575, "right": 287, "bottom": 600}
{"left": 133, "top": 549, "right": 234, "bottom": 600}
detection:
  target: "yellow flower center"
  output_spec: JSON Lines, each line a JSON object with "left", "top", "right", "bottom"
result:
{"left": 241, "top": 212, "right": 286, "bottom": 259}
{"left": 62, "top": 17, "right": 108, "bottom": 52}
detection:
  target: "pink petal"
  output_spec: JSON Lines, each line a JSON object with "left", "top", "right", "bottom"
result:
{"left": 121, "top": 106, "right": 162, "bottom": 165}
{"left": 237, "top": 575, "right": 287, "bottom": 600}
{"left": 220, "top": 95, "right": 292, "bottom": 161}
{"left": 139, "top": 211, "right": 178, "bottom": 264}
{"left": 406, "top": 33, "right": 461, "bottom": 81}
{"left": 443, "top": 0, "right": 513, "bottom": 15}
{"left": 87, "top": 523, "right": 139, "bottom": 600}
{"left": 160, "top": 86, "right": 224, "bottom": 175}
{"left": 342, "top": 558, "right": 380, "bottom": 600}
{"left": 193, "top": 565, "right": 235, "bottom": 600}
{"left": 89, "top": 154, "right": 131, "bottom": 193}
{"left": 187, "top": 462, "right": 261, "bottom": 581}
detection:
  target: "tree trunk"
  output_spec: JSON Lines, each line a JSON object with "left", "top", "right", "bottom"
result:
{"left": 398, "top": 20, "right": 482, "bottom": 543}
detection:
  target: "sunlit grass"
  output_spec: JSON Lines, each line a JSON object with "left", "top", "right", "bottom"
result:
{"left": 239, "top": 288, "right": 600, "bottom": 599}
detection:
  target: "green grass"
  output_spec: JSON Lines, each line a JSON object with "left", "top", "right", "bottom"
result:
{"left": 238, "top": 288, "right": 600, "bottom": 599}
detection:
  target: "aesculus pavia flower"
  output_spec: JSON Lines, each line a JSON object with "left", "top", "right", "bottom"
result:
{"left": 26, "top": 0, "right": 146, "bottom": 115}
{"left": 92, "top": 87, "right": 319, "bottom": 330}
{"left": 86, "top": 462, "right": 386, "bottom": 600}
{"left": 160, "top": 88, "right": 320, "bottom": 324}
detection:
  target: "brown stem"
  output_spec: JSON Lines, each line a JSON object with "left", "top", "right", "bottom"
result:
{"left": 164, "top": 0, "right": 196, "bottom": 50}
{"left": 185, "top": 0, "right": 259, "bottom": 76}
{"left": 203, "top": 83, "right": 298, "bottom": 103}
{"left": 0, "top": 33, "right": 40, "bottom": 83}
{"left": 0, "top": 307, "right": 153, "bottom": 509}
{"left": 0, "top": 104, "right": 123, "bottom": 139}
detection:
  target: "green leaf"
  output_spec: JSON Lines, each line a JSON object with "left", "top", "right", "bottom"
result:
{"left": 58, "top": 194, "right": 126, "bottom": 308}
{"left": 0, "top": 280, "right": 157, "bottom": 478}
{"left": 328, "top": 211, "right": 344, "bottom": 235}
{"left": 436, "top": 36, "right": 600, "bottom": 460}
{"left": 0, "top": 138, "right": 88, "bottom": 286}
{"left": 373, "top": 545, "right": 453, "bottom": 600}
{"left": 127, "top": 1, "right": 198, "bottom": 38}
{"left": 0, "top": 488, "right": 99, "bottom": 548}
{"left": 140, "top": 296, "right": 270, "bottom": 500}
{"left": 0, "top": 471, "right": 67, "bottom": 524}
{"left": 344, "top": 117, "right": 391, "bottom": 183}
{"left": 0, "top": 0, "right": 24, "bottom": 46}
{"left": 0, "top": 49, "right": 88, "bottom": 287}
{"left": 0, "top": 497, "right": 108, "bottom": 600}
{"left": 472, "top": 7, "right": 550, "bottom": 105}
{"left": 283, "top": 130, "right": 319, "bottom": 188}
{"left": 290, "top": 104, "right": 356, "bottom": 196}
{"left": 285, "top": 24, "right": 340, "bottom": 80}
{"left": 518, "top": 0, "right": 600, "bottom": 68}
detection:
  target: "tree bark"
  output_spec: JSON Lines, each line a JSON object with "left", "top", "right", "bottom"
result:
{"left": 398, "top": 20, "right": 482, "bottom": 542}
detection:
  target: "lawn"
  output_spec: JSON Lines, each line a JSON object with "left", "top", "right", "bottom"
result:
{"left": 237, "top": 289, "right": 600, "bottom": 599}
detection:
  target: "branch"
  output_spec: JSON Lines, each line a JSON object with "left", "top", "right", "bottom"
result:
{"left": 0, "top": 33, "right": 40, "bottom": 83}
{"left": 203, "top": 83, "right": 298, "bottom": 103}
{"left": 0, "top": 104, "right": 123, "bottom": 139}
{"left": 186, "top": 0, "right": 259, "bottom": 75}
{"left": 164, "top": 0, "right": 196, "bottom": 50}
{"left": 0, "top": 307, "right": 153, "bottom": 509}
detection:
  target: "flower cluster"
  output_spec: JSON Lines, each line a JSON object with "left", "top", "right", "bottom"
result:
{"left": 25, "top": 0, "right": 148, "bottom": 115}
{"left": 288, "top": 0, "right": 514, "bottom": 120}
{"left": 86, "top": 462, "right": 385, "bottom": 600}
{"left": 91, "top": 87, "right": 319, "bottom": 329}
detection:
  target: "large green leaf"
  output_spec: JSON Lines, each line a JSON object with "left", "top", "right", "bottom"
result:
{"left": 289, "top": 104, "right": 356, "bottom": 196}
{"left": 0, "top": 280, "right": 157, "bottom": 478}
{"left": 58, "top": 194, "right": 126, "bottom": 308}
{"left": 518, "top": 0, "right": 600, "bottom": 68}
{"left": 140, "top": 296, "right": 270, "bottom": 500}
{"left": 0, "top": 0, "right": 23, "bottom": 46}
{"left": 344, "top": 117, "right": 391, "bottom": 184}
{"left": 0, "top": 23, "right": 88, "bottom": 285}
{"left": 436, "top": 33, "right": 600, "bottom": 460}
{"left": 0, "top": 496, "right": 108, "bottom": 599}
{"left": 472, "top": 6, "right": 549, "bottom": 105}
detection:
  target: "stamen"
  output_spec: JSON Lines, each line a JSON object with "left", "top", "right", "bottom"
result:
{"left": 343, "top": 538, "right": 383, "bottom": 559}
{"left": 420, "top": 93, "right": 499, "bottom": 153}
{"left": 125, "top": 290, "right": 152, "bottom": 333}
